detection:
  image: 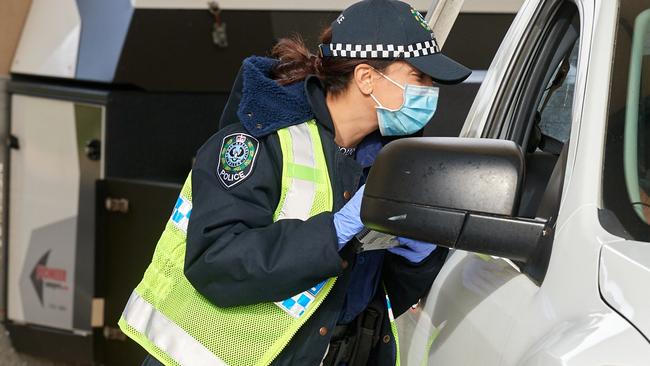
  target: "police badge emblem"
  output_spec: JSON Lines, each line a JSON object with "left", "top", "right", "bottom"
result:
{"left": 217, "top": 133, "right": 259, "bottom": 188}
{"left": 410, "top": 8, "right": 432, "bottom": 33}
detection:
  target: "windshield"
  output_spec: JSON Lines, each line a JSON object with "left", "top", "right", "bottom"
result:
{"left": 603, "top": 1, "right": 650, "bottom": 241}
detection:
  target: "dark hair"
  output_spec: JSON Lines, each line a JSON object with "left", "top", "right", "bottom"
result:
{"left": 270, "top": 26, "right": 394, "bottom": 95}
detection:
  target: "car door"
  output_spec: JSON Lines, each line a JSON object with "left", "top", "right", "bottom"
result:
{"left": 397, "top": 0, "right": 588, "bottom": 364}
{"left": 599, "top": 0, "right": 650, "bottom": 347}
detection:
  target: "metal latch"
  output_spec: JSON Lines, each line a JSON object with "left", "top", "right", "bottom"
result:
{"left": 209, "top": 1, "right": 228, "bottom": 48}
{"left": 105, "top": 198, "right": 129, "bottom": 213}
{"left": 85, "top": 139, "right": 101, "bottom": 161}
{"left": 7, "top": 134, "right": 19, "bottom": 150}
{"left": 104, "top": 326, "right": 127, "bottom": 341}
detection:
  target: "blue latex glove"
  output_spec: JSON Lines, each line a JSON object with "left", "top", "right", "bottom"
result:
{"left": 387, "top": 237, "right": 437, "bottom": 263}
{"left": 333, "top": 185, "right": 366, "bottom": 250}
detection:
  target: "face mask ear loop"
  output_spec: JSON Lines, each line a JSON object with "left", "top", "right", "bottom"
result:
{"left": 373, "top": 68, "right": 406, "bottom": 90}
{"left": 369, "top": 93, "right": 383, "bottom": 108}
{"left": 369, "top": 67, "right": 407, "bottom": 111}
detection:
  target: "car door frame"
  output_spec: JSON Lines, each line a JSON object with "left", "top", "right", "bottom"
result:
{"left": 398, "top": 0, "right": 596, "bottom": 364}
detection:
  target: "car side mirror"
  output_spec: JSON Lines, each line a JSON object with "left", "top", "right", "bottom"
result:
{"left": 361, "top": 137, "right": 547, "bottom": 262}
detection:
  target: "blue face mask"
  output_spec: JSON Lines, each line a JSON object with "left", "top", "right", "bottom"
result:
{"left": 370, "top": 71, "right": 439, "bottom": 136}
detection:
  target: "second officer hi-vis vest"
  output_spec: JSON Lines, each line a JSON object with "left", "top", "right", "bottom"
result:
{"left": 118, "top": 120, "right": 400, "bottom": 366}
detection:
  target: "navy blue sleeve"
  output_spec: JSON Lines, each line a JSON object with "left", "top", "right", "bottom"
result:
{"left": 184, "top": 125, "right": 343, "bottom": 308}
{"left": 382, "top": 248, "right": 449, "bottom": 317}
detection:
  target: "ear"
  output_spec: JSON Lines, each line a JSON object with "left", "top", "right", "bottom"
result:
{"left": 352, "top": 64, "right": 375, "bottom": 96}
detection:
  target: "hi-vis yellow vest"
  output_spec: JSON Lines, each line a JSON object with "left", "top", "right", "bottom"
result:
{"left": 118, "top": 120, "right": 400, "bottom": 366}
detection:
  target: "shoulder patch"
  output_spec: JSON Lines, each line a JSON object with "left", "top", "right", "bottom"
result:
{"left": 216, "top": 133, "right": 260, "bottom": 188}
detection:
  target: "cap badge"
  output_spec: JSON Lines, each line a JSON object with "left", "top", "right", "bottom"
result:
{"left": 411, "top": 8, "right": 432, "bottom": 32}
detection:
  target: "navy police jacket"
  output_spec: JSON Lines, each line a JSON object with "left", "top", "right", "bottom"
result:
{"left": 176, "top": 57, "right": 447, "bottom": 365}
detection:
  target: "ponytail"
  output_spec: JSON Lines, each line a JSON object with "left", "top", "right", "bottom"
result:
{"left": 270, "top": 36, "right": 322, "bottom": 86}
{"left": 271, "top": 26, "right": 394, "bottom": 94}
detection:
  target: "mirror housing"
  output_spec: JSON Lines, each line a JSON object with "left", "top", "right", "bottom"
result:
{"left": 361, "top": 137, "right": 546, "bottom": 262}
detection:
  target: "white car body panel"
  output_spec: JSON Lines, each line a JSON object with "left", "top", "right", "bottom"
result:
{"left": 599, "top": 240, "right": 650, "bottom": 341}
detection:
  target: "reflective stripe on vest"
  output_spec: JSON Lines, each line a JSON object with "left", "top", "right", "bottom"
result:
{"left": 118, "top": 120, "right": 337, "bottom": 366}
{"left": 122, "top": 290, "right": 226, "bottom": 366}
{"left": 275, "top": 123, "right": 326, "bottom": 221}
{"left": 273, "top": 122, "right": 335, "bottom": 318}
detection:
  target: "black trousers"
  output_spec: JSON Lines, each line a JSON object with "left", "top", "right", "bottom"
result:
{"left": 142, "top": 354, "right": 164, "bottom": 366}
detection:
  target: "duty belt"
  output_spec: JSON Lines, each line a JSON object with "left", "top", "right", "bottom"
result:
{"left": 322, "top": 298, "right": 384, "bottom": 366}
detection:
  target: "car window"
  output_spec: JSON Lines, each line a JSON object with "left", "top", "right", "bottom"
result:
{"left": 603, "top": 0, "right": 650, "bottom": 241}
{"left": 625, "top": 9, "right": 650, "bottom": 222}
{"left": 505, "top": 3, "right": 579, "bottom": 218}
{"left": 538, "top": 42, "right": 579, "bottom": 143}
{"left": 481, "top": 1, "right": 580, "bottom": 283}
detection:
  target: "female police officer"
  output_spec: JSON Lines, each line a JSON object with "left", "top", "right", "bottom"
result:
{"left": 120, "top": 0, "right": 471, "bottom": 365}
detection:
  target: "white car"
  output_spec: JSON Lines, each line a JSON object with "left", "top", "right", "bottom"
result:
{"left": 361, "top": 0, "right": 650, "bottom": 364}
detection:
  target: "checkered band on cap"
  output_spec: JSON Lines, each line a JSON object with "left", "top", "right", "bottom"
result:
{"left": 319, "top": 38, "right": 440, "bottom": 59}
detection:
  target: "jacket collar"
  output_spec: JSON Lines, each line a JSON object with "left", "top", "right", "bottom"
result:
{"left": 237, "top": 56, "right": 314, "bottom": 138}
{"left": 304, "top": 75, "right": 335, "bottom": 134}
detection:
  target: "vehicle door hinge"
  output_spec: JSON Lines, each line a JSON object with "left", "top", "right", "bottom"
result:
{"left": 105, "top": 197, "right": 129, "bottom": 213}
{"left": 7, "top": 134, "right": 19, "bottom": 150}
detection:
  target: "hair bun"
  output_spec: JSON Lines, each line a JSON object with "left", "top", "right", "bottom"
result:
{"left": 309, "top": 54, "right": 323, "bottom": 76}
{"left": 270, "top": 36, "right": 320, "bottom": 85}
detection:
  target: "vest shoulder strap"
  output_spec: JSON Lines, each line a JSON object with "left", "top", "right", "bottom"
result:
{"left": 274, "top": 120, "right": 333, "bottom": 221}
